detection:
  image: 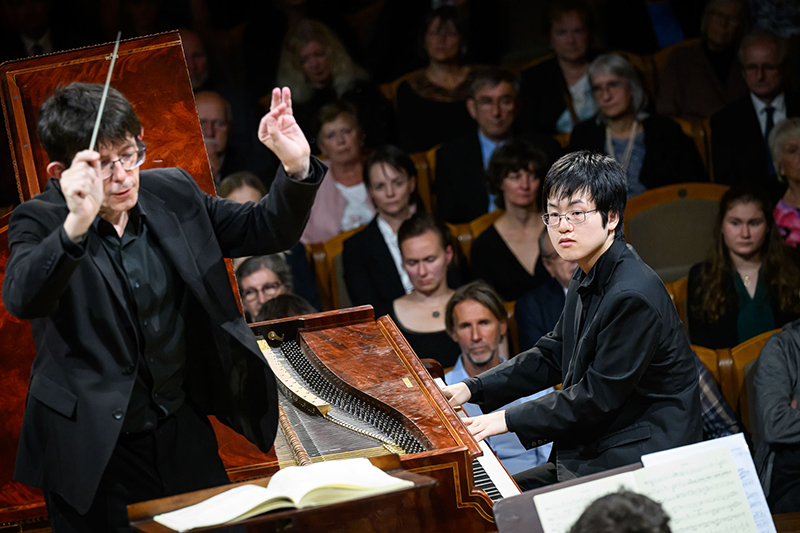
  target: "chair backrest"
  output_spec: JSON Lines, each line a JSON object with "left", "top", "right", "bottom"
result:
{"left": 308, "top": 225, "right": 366, "bottom": 310}
{"left": 691, "top": 344, "right": 720, "bottom": 384}
{"left": 504, "top": 300, "right": 519, "bottom": 357}
{"left": 672, "top": 117, "right": 712, "bottom": 176}
{"left": 379, "top": 68, "right": 426, "bottom": 109}
{"left": 513, "top": 52, "right": 555, "bottom": 74}
{"left": 615, "top": 50, "right": 657, "bottom": 99}
{"left": 727, "top": 329, "right": 781, "bottom": 432}
{"left": 553, "top": 132, "right": 570, "bottom": 149}
{"left": 447, "top": 210, "right": 504, "bottom": 261}
{"left": 409, "top": 150, "right": 433, "bottom": 213}
{"left": 663, "top": 276, "right": 689, "bottom": 332}
{"left": 624, "top": 183, "right": 729, "bottom": 282}
{"left": 653, "top": 38, "right": 701, "bottom": 89}
{"left": 743, "top": 358, "right": 761, "bottom": 450}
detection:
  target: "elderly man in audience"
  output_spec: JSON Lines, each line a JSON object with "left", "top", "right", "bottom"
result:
{"left": 769, "top": 118, "right": 800, "bottom": 247}
{"left": 712, "top": 31, "right": 799, "bottom": 201}
{"left": 444, "top": 281, "right": 554, "bottom": 475}
{"left": 435, "top": 68, "right": 560, "bottom": 224}
{"left": 754, "top": 318, "right": 800, "bottom": 513}
{"left": 657, "top": 0, "right": 748, "bottom": 120}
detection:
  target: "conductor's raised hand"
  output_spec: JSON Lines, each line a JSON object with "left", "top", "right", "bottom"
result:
{"left": 61, "top": 150, "right": 104, "bottom": 242}
{"left": 441, "top": 382, "right": 472, "bottom": 408}
{"left": 258, "top": 87, "right": 310, "bottom": 178}
{"left": 462, "top": 411, "right": 508, "bottom": 442}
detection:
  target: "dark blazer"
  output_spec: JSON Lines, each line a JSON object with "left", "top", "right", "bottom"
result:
{"left": 568, "top": 114, "right": 707, "bottom": 189}
{"left": 2, "top": 162, "right": 323, "bottom": 514}
{"left": 687, "top": 263, "right": 800, "bottom": 349}
{"left": 711, "top": 93, "right": 799, "bottom": 201}
{"left": 515, "top": 278, "right": 567, "bottom": 352}
{"left": 435, "top": 130, "right": 561, "bottom": 224}
{"left": 465, "top": 239, "right": 702, "bottom": 480}
{"left": 342, "top": 217, "right": 406, "bottom": 310}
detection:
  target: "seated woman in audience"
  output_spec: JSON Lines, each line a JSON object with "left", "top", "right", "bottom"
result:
{"left": 657, "top": 0, "right": 747, "bottom": 120}
{"left": 519, "top": 0, "right": 597, "bottom": 135}
{"left": 275, "top": 19, "right": 391, "bottom": 151}
{"left": 568, "top": 53, "right": 707, "bottom": 197}
{"left": 236, "top": 255, "right": 294, "bottom": 323}
{"left": 470, "top": 140, "right": 552, "bottom": 302}
{"left": 301, "top": 101, "right": 375, "bottom": 245}
{"left": 395, "top": 7, "right": 476, "bottom": 153}
{"left": 385, "top": 213, "right": 461, "bottom": 368}
{"left": 688, "top": 186, "right": 800, "bottom": 349}
{"left": 770, "top": 118, "right": 800, "bottom": 248}
{"left": 342, "top": 145, "right": 419, "bottom": 311}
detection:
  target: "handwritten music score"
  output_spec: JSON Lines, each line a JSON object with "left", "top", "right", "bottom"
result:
{"left": 533, "top": 445, "right": 760, "bottom": 533}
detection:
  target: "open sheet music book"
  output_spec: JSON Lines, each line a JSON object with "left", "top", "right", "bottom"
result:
{"left": 532, "top": 434, "right": 775, "bottom": 533}
{"left": 153, "top": 457, "right": 415, "bottom": 532}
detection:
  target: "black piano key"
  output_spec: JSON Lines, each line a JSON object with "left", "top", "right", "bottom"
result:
{"left": 472, "top": 459, "right": 502, "bottom": 501}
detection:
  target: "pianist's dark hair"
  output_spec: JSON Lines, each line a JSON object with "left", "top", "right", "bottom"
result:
{"left": 568, "top": 490, "right": 672, "bottom": 533}
{"left": 542, "top": 150, "right": 626, "bottom": 241}
{"left": 445, "top": 281, "right": 507, "bottom": 335}
{"left": 37, "top": 82, "right": 142, "bottom": 166}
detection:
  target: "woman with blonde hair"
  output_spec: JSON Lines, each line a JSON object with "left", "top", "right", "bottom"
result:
{"left": 275, "top": 19, "right": 390, "bottom": 151}
{"left": 769, "top": 117, "right": 800, "bottom": 248}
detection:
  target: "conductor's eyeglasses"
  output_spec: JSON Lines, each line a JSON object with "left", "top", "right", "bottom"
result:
{"left": 100, "top": 140, "right": 146, "bottom": 179}
{"left": 542, "top": 209, "right": 598, "bottom": 227}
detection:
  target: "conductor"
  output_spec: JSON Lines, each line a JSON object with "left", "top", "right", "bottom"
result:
{"left": 2, "top": 83, "right": 323, "bottom": 531}
{"left": 442, "top": 151, "right": 702, "bottom": 489}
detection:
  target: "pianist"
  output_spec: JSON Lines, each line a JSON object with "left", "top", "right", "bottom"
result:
{"left": 444, "top": 280, "right": 553, "bottom": 475}
{"left": 2, "top": 83, "right": 323, "bottom": 531}
{"left": 442, "top": 151, "right": 702, "bottom": 490}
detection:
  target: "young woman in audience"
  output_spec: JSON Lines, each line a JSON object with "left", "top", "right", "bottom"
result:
{"left": 769, "top": 118, "right": 800, "bottom": 248}
{"left": 219, "top": 171, "right": 321, "bottom": 310}
{"left": 568, "top": 53, "right": 706, "bottom": 197}
{"left": 301, "top": 101, "right": 375, "bottom": 245}
{"left": 275, "top": 19, "right": 391, "bottom": 150}
{"left": 518, "top": 0, "right": 597, "bottom": 135}
{"left": 386, "top": 213, "right": 461, "bottom": 368}
{"left": 688, "top": 186, "right": 800, "bottom": 349}
{"left": 656, "top": 0, "right": 747, "bottom": 120}
{"left": 342, "top": 145, "right": 419, "bottom": 311}
{"left": 395, "top": 7, "right": 476, "bottom": 153}
{"left": 470, "top": 140, "right": 552, "bottom": 302}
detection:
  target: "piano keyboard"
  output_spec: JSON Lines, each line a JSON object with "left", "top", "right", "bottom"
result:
{"left": 433, "top": 379, "right": 521, "bottom": 502}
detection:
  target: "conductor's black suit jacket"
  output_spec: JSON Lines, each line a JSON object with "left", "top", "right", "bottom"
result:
{"left": 2, "top": 161, "right": 323, "bottom": 514}
{"left": 464, "top": 239, "right": 702, "bottom": 480}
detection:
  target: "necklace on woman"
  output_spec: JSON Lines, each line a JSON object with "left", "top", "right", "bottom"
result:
{"left": 605, "top": 120, "right": 639, "bottom": 172}
{"left": 432, "top": 308, "right": 440, "bottom": 318}
{"left": 743, "top": 275, "right": 751, "bottom": 287}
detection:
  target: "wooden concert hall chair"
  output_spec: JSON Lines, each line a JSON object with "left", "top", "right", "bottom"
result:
{"left": 624, "top": 183, "right": 729, "bottom": 283}
{"left": 307, "top": 226, "right": 366, "bottom": 311}
{"left": 409, "top": 150, "right": 433, "bottom": 213}
{"left": 673, "top": 117, "right": 712, "bottom": 176}
{"left": 446, "top": 210, "right": 503, "bottom": 262}
{"left": 663, "top": 275, "right": 689, "bottom": 332}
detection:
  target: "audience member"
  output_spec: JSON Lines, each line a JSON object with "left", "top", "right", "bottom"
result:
{"left": 444, "top": 281, "right": 553, "bottom": 475}
{"left": 301, "top": 101, "right": 375, "bottom": 244}
{"left": 712, "top": 31, "right": 799, "bottom": 201}
{"left": 605, "top": 0, "right": 704, "bottom": 54}
{"left": 275, "top": 20, "right": 391, "bottom": 152}
{"left": 518, "top": 0, "right": 598, "bottom": 135}
{"left": 435, "top": 68, "right": 560, "bottom": 224}
{"left": 657, "top": 0, "right": 748, "bottom": 120}
{"left": 395, "top": 7, "right": 476, "bottom": 153}
{"left": 470, "top": 141, "right": 552, "bottom": 301}
{"left": 688, "top": 186, "right": 800, "bottom": 349}
{"left": 569, "top": 53, "right": 707, "bottom": 197}
{"left": 516, "top": 228, "right": 577, "bottom": 351}
{"left": 255, "top": 294, "right": 318, "bottom": 322}
{"left": 0, "top": 0, "right": 95, "bottom": 62}
{"left": 219, "top": 171, "right": 321, "bottom": 310}
{"left": 342, "top": 146, "right": 417, "bottom": 310}
{"left": 769, "top": 118, "right": 800, "bottom": 247}
{"left": 568, "top": 490, "right": 672, "bottom": 533}
{"left": 236, "top": 255, "right": 293, "bottom": 323}
{"left": 754, "top": 318, "right": 800, "bottom": 514}
{"left": 386, "top": 213, "right": 461, "bottom": 368}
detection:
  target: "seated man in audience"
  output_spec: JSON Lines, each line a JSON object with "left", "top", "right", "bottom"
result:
{"left": 516, "top": 228, "right": 577, "bottom": 351}
{"left": 754, "top": 318, "right": 800, "bottom": 513}
{"left": 444, "top": 281, "right": 553, "bottom": 475}
{"left": 442, "top": 151, "right": 702, "bottom": 490}
{"left": 435, "top": 68, "right": 560, "bottom": 224}
{"left": 236, "top": 255, "right": 294, "bottom": 323}
{"left": 712, "top": 30, "right": 799, "bottom": 200}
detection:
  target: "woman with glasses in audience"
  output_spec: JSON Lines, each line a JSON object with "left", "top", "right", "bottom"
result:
{"left": 769, "top": 118, "right": 800, "bottom": 248}
{"left": 275, "top": 19, "right": 391, "bottom": 151}
{"left": 471, "top": 140, "right": 552, "bottom": 302}
{"left": 385, "top": 213, "right": 461, "bottom": 369}
{"left": 236, "top": 255, "right": 293, "bottom": 323}
{"left": 301, "top": 101, "right": 375, "bottom": 245}
{"left": 395, "top": 7, "right": 476, "bottom": 153}
{"left": 688, "top": 186, "right": 800, "bottom": 349}
{"left": 519, "top": 0, "right": 597, "bottom": 135}
{"left": 568, "top": 53, "right": 706, "bottom": 197}
{"left": 342, "top": 145, "right": 420, "bottom": 312}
